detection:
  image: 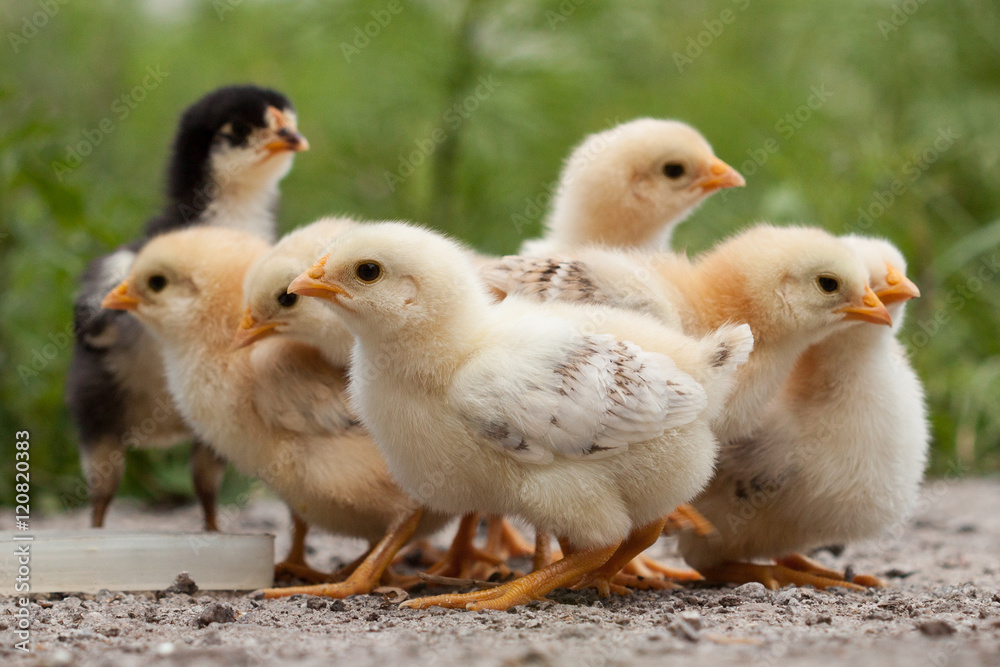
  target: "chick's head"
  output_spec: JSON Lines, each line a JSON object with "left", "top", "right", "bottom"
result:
{"left": 101, "top": 227, "right": 271, "bottom": 346}
{"left": 170, "top": 85, "right": 309, "bottom": 205}
{"left": 288, "top": 222, "right": 487, "bottom": 341}
{"left": 236, "top": 217, "right": 358, "bottom": 349}
{"left": 551, "top": 118, "right": 744, "bottom": 249}
{"left": 840, "top": 235, "right": 920, "bottom": 328}
{"left": 694, "top": 225, "right": 893, "bottom": 342}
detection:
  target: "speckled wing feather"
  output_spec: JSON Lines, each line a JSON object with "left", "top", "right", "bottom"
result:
{"left": 480, "top": 255, "right": 608, "bottom": 304}
{"left": 252, "top": 342, "right": 359, "bottom": 436}
{"left": 455, "top": 332, "right": 707, "bottom": 464}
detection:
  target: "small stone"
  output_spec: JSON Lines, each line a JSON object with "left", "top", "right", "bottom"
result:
{"left": 197, "top": 602, "right": 237, "bottom": 627}
{"left": 669, "top": 617, "right": 700, "bottom": 642}
{"left": 677, "top": 610, "right": 702, "bottom": 630}
{"left": 41, "top": 649, "right": 74, "bottom": 667}
{"left": 328, "top": 600, "right": 347, "bottom": 612}
{"left": 154, "top": 642, "right": 176, "bottom": 656}
{"left": 717, "top": 594, "right": 744, "bottom": 607}
{"left": 161, "top": 572, "right": 199, "bottom": 597}
{"left": 733, "top": 582, "right": 769, "bottom": 600}
{"left": 806, "top": 614, "right": 833, "bottom": 625}
{"left": 305, "top": 597, "right": 329, "bottom": 610}
{"left": 917, "top": 620, "right": 956, "bottom": 637}
{"left": 956, "top": 523, "right": 977, "bottom": 533}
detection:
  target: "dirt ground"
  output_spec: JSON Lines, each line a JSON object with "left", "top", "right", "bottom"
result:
{"left": 2, "top": 477, "right": 999, "bottom": 667}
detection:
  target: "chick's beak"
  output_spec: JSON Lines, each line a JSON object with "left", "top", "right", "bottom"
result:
{"left": 287, "top": 255, "right": 350, "bottom": 301}
{"left": 693, "top": 157, "right": 746, "bottom": 193}
{"left": 233, "top": 308, "right": 280, "bottom": 349}
{"left": 837, "top": 285, "right": 893, "bottom": 327}
{"left": 263, "top": 106, "right": 309, "bottom": 154}
{"left": 101, "top": 281, "right": 141, "bottom": 311}
{"left": 876, "top": 263, "right": 921, "bottom": 305}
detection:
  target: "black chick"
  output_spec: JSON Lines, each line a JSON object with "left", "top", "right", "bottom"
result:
{"left": 66, "top": 84, "right": 308, "bottom": 529}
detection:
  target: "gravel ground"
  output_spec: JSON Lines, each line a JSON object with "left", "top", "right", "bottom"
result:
{"left": 2, "top": 478, "right": 999, "bottom": 667}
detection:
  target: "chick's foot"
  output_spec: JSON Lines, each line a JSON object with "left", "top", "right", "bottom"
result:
{"left": 778, "top": 553, "right": 884, "bottom": 588}
{"left": 701, "top": 561, "right": 866, "bottom": 591}
{"left": 426, "top": 513, "right": 506, "bottom": 579}
{"left": 401, "top": 543, "right": 619, "bottom": 611}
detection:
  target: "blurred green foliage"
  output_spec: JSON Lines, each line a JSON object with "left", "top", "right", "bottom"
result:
{"left": 2, "top": 0, "right": 999, "bottom": 514}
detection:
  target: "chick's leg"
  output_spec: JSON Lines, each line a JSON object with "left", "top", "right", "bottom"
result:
{"left": 258, "top": 508, "right": 424, "bottom": 599}
{"left": 533, "top": 531, "right": 557, "bottom": 571}
{"left": 190, "top": 440, "right": 226, "bottom": 532}
{"left": 663, "top": 504, "right": 717, "bottom": 537}
{"left": 273, "top": 512, "right": 341, "bottom": 584}
{"left": 574, "top": 517, "right": 678, "bottom": 596}
{"left": 83, "top": 436, "right": 126, "bottom": 528}
{"left": 700, "top": 561, "right": 866, "bottom": 591}
{"left": 777, "top": 553, "right": 884, "bottom": 588}
{"left": 425, "top": 513, "right": 504, "bottom": 578}
{"left": 402, "top": 542, "right": 619, "bottom": 611}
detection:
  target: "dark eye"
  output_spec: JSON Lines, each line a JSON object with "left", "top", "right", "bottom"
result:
{"left": 356, "top": 262, "right": 382, "bottom": 283}
{"left": 277, "top": 291, "right": 298, "bottom": 307}
{"left": 148, "top": 275, "right": 167, "bottom": 292}
{"left": 817, "top": 276, "right": 840, "bottom": 293}
{"left": 663, "top": 162, "right": 686, "bottom": 179}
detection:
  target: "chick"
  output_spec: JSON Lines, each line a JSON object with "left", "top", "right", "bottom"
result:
{"left": 521, "top": 118, "right": 744, "bottom": 256}
{"left": 67, "top": 85, "right": 307, "bottom": 529}
{"left": 238, "top": 217, "right": 514, "bottom": 581}
{"left": 101, "top": 226, "right": 460, "bottom": 597}
{"left": 678, "top": 237, "right": 927, "bottom": 590}
{"left": 288, "top": 222, "right": 754, "bottom": 610}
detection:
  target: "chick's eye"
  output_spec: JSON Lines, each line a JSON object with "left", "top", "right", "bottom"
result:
{"left": 148, "top": 275, "right": 167, "bottom": 292}
{"left": 277, "top": 291, "right": 298, "bottom": 307}
{"left": 663, "top": 162, "right": 686, "bottom": 179}
{"left": 817, "top": 276, "right": 840, "bottom": 293}
{"left": 356, "top": 262, "right": 382, "bottom": 283}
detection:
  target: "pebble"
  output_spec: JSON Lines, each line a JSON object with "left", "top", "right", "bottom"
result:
{"left": 917, "top": 619, "right": 956, "bottom": 637}
{"left": 733, "top": 582, "right": 770, "bottom": 600}
{"left": 197, "top": 602, "right": 237, "bottom": 627}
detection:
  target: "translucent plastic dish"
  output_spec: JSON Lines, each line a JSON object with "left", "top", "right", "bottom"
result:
{"left": 0, "top": 530, "right": 274, "bottom": 594}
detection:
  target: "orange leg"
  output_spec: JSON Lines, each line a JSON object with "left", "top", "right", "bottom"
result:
{"left": 778, "top": 553, "right": 884, "bottom": 588}
{"left": 699, "top": 560, "right": 866, "bottom": 591}
{"left": 625, "top": 554, "right": 704, "bottom": 582}
{"left": 259, "top": 508, "right": 423, "bottom": 599}
{"left": 425, "top": 513, "right": 504, "bottom": 578}
{"left": 401, "top": 542, "right": 619, "bottom": 611}
{"left": 273, "top": 513, "right": 341, "bottom": 584}
{"left": 533, "top": 531, "right": 556, "bottom": 571}
{"left": 574, "top": 518, "right": 674, "bottom": 596}
{"left": 663, "top": 504, "right": 716, "bottom": 537}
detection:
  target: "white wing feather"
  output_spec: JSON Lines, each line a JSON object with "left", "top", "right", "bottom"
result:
{"left": 455, "top": 332, "right": 707, "bottom": 464}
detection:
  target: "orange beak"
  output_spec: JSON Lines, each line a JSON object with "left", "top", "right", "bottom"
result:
{"left": 233, "top": 308, "right": 281, "bottom": 349}
{"left": 101, "top": 281, "right": 140, "bottom": 311}
{"left": 836, "top": 284, "right": 893, "bottom": 327}
{"left": 263, "top": 106, "right": 309, "bottom": 154}
{"left": 287, "top": 255, "right": 350, "bottom": 300}
{"left": 693, "top": 157, "right": 745, "bottom": 193}
{"left": 876, "top": 263, "right": 921, "bottom": 305}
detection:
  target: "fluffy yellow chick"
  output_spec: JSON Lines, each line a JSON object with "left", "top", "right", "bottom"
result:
{"left": 679, "top": 236, "right": 927, "bottom": 590}
{"left": 521, "top": 118, "right": 744, "bottom": 255}
{"left": 288, "top": 222, "right": 754, "bottom": 610}
{"left": 101, "top": 226, "right": 451, "bottom": 599}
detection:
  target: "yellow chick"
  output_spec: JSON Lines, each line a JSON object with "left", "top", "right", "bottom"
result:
{"left": 521, "top": 118, "right": 744, "bottom": 255}
{"left": 289, "top": 222, "right": 754, "bottom": 610}
{"left": 101, "top": 227, "right": 451, "bottom": 599}
{"left": 679, "top": 236, "right": 927, "bottom": 590}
